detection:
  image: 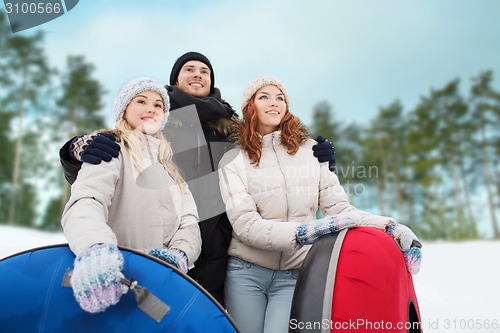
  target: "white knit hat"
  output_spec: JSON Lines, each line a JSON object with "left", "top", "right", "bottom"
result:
{"left": 241, "top": 76, "right": 289, "bottom": 111}
{"left": 113, "top": 77, "right": 170, "bottom": 129}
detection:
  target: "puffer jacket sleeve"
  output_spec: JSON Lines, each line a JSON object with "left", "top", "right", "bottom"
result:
{"left": 218, "top": 149, "right": 302, "bottom": 251}
{"left": 165, "top": 184, "right": 201, "bottom": 268}
{"left": 318, "top": 162, "right": 394, "bottom": 229}
{"left": 61, "top": 155, "right": 121, "bottom": 256}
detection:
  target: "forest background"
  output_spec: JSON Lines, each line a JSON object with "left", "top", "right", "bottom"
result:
{"left": 1, "top": 1, "right": 499, "bottom": 242}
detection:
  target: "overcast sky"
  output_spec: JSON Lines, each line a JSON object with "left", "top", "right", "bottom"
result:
{"left": 4, "top": 0, "right": 500, "bottom": 127}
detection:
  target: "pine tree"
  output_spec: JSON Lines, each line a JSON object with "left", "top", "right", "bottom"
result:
{"left": 406, "top": 92, "right": 448, "bottom": 239}
{"left": 470, "top": 71, "right": 500, "bottom": 238}
{"left": 2, "top": 23, "right": 52, "bottom": 226}
{"left": 368, "top": 100, "right": 409, "bottom": 221}
{"left": 40, "top": 55, "right": 106, "bottom": 231}
{"left": 309, "top": 101, "right": 338, "bottom": 142}
{"left": 433, "top": 79, "right": 477, "bottom": 239}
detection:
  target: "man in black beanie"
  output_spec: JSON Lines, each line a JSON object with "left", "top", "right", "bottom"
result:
{"left": 161, "top": 52, "right": 239, "bottom": 306}
{"left": 169, "top": 51, "right": 215, "bottom": 94}
{"left": 58, "top": 51, "right": 336, "bottom": 307}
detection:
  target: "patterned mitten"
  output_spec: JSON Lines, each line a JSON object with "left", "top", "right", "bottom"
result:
{"left": 149, "top": 248, "right": 189, "bottom": 273}
{"left": 70, "top": 244, "right": 128, "bottom": 313}
{"left": 404, "top": 246, "right": 422, "bottom": 275}
{"left": 386, "top": 223, "right": 422, "bottom": 274}
{"left": 70, "top": 132, "right": 120, "bottom": 164}
{"left": 386, "top": 223, "right": 422, "bottom": 251}
{"left": 296, "top": 212, "right": 360, "bottom": 245}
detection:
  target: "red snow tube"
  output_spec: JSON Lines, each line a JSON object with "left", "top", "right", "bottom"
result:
{"left": 290, "top": 227, "right": 422, "bottom": 333}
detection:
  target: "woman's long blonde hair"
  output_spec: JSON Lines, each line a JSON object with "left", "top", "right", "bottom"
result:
{"left": 110, "top": 119, "right": 186, "bottom": 193}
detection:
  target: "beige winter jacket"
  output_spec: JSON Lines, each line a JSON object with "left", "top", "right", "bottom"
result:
{"left": 62, "top": 135, "right": 201, "bottom": 267}
{"left": 218, "top": 131, "right": 394, "bottom": 270}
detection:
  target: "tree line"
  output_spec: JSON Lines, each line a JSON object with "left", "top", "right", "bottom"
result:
{"left": 310, "top": 72, "right": 500, "bottom": 240}
{"left": 1, "top": 10, "right": 499, "bottom": 240}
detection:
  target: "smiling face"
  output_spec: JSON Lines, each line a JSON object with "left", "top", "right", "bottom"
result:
{"left": 253, "top": 85, "right": 287, "bottom": 135}
{"left": 175, "top": 60, "right": 211, "bottom": 98}
{"left": 123, "top": 90, "right": 165, "bottom": 134}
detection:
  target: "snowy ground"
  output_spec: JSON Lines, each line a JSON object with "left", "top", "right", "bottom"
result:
{"left": 1, "top": 225, "right": 499, "bottom": 333}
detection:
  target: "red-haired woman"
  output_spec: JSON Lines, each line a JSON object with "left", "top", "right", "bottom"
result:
{"left": 218, "top": 77, "right": 422, "bottom": 333}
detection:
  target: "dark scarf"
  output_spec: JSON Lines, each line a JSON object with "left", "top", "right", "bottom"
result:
{"left": 166, "top": 85, "right": 235, "bottom": 123}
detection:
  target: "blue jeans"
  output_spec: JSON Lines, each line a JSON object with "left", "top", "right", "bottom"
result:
{"left": 224, "top": 256, "right": 299, "bottom": 333}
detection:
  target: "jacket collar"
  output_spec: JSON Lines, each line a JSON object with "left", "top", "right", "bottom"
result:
{"left": 141, "top": 134, "right": 161, "bottom": 156}
{"left": 261, "top": 130, "right": 281, "bottom": 147}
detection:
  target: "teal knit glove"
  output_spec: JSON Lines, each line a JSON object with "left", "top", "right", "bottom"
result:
{"left": 148, "top": 248, "right": 189, "bottom": 273}
{"left": 296, "top": 212, "right": 360, "bottom": 245}
{"left": 70, "top": 244, "right": 128, "bottom": 313}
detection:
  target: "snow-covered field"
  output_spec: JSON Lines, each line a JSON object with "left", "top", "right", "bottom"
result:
{"left": 1, "top": 225, "right": 499, "bottom": 333}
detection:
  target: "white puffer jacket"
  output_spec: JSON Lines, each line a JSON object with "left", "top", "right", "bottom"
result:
{"left": 218, "top": 131, "right": 393, "bottom": 270}
{"left": 62, "top": 136, "right": 201, "bottom": 267}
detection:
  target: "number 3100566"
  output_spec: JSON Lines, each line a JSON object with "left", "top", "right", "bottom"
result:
{"left": 5, "top": 2, "right": 62, "bottom": 14}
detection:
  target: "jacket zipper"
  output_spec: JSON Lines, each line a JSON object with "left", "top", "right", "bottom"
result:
{"left": 271, "top": 132, "right": 289, "bottom": 270}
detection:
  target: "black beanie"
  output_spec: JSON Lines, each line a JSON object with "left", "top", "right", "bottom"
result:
{"left": 169, "top": 52, "right": 215, "bottom": 94}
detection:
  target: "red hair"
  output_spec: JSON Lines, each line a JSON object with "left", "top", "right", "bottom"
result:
{"left": 238, "top": 94, "right": 308, "bottom": 166}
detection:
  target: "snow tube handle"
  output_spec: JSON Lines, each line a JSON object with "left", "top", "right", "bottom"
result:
{"left": 62, "top": 268, "right": 170, "bottom": 323}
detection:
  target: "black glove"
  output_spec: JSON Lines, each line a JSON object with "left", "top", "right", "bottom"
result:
{"left": 313, "top": 136, "right": 336, "bottom": 172}
{"left": 70, "top": 132, "right": 120, "bottom": 165}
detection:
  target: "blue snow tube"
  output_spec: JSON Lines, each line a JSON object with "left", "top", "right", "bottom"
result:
{"left": 0, "top": 244, "right": 239, "bottom": 333}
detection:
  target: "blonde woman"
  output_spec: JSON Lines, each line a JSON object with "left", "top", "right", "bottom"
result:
{"left": 61, "top": 77, "right": 201, "bottom": 314}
